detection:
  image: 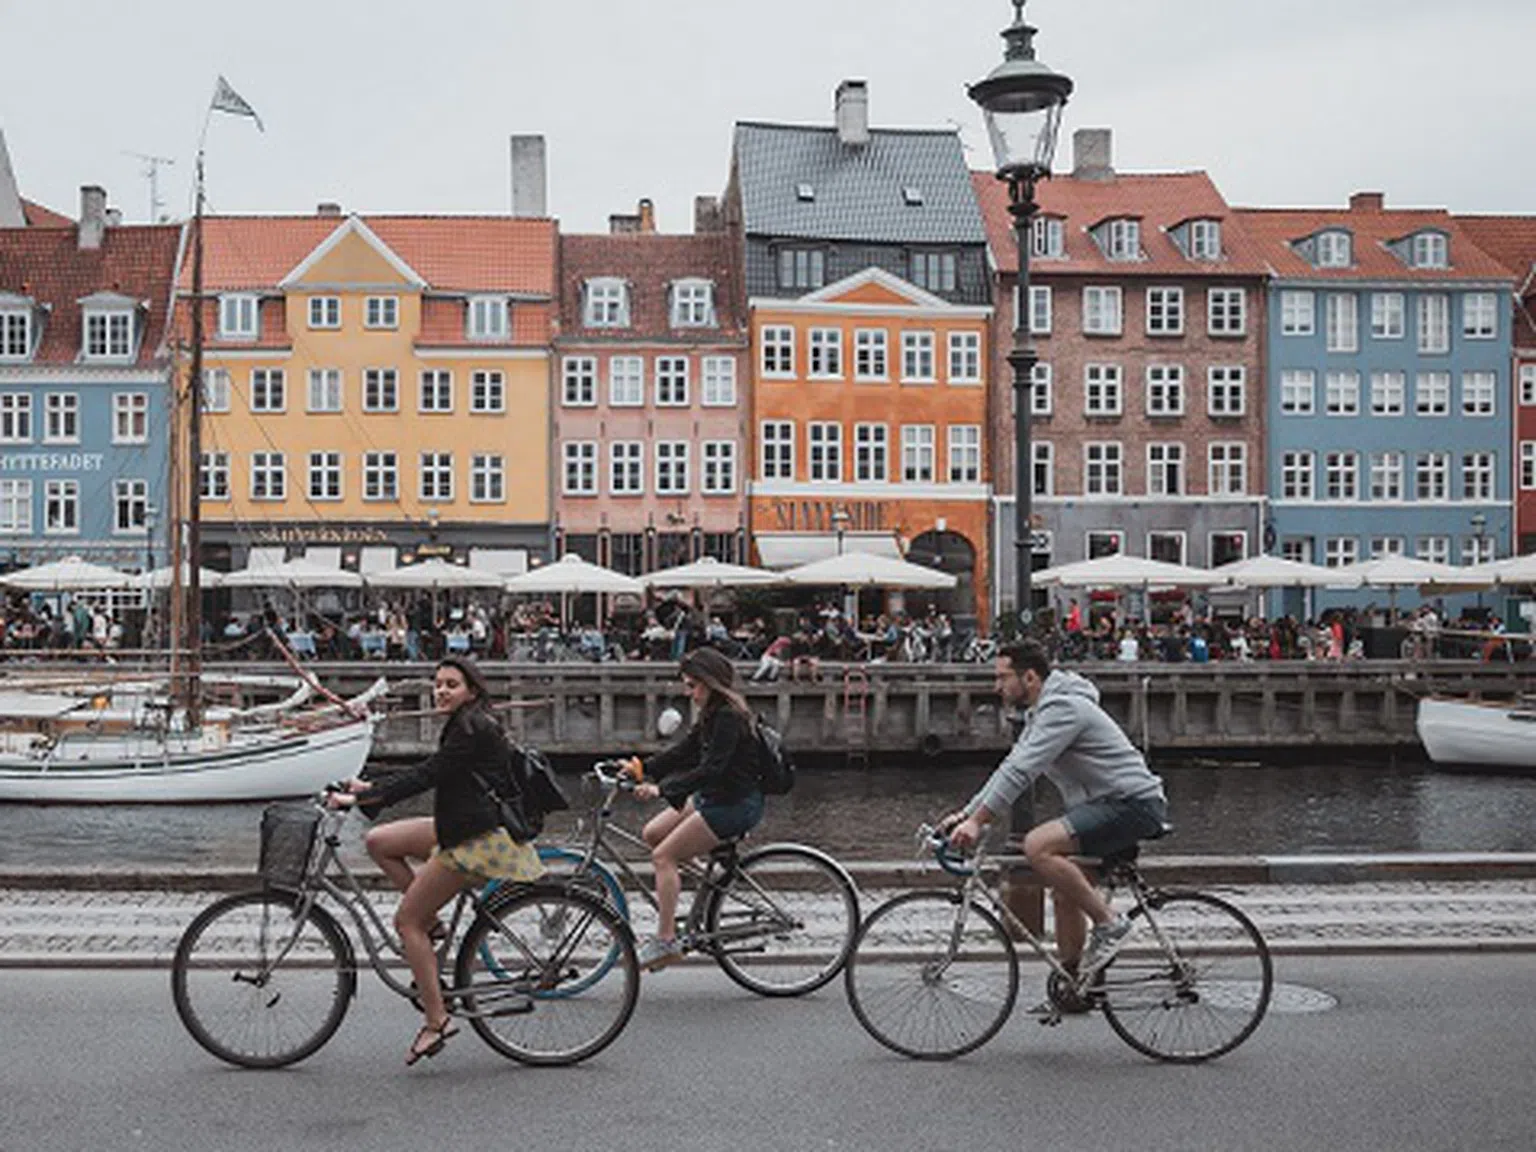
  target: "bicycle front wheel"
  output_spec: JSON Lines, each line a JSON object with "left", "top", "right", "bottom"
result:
{"left": 704, "top": 844, "right": 860, "bottom": 997}
{"left": 456, "top": 884, "right": 638, "bottom": 1066}
{"left": 170, "top": 889, "right": 354, "bottom": 1069}
{"left": 843, "top": 891, "right": 1018, "bottom": 1060}
{"left": 1099, "top": 890, "right": 1273, "bottom": 1063}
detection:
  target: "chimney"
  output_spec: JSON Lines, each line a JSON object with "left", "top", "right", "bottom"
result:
{"left": 0, "top": 127, "right": 24, "bottom": 228}
{"left": 510, "top": 134, "right": 547, "bottom": 218}
{"left": 105, "top": 207, "right": 122, "bottom": 227}
{"left": 835, "top": 79, "right": 869, "bottom": 147}
{"left": 637, "top": 198, "right": 656, "bottom": 234}
{"left": 694, "top": 195, "right": 723, "bottom": 234}
{"left": 316, "top": 201, "right": 342, "bottom": 217}
{"left": 1072, "top": 129, "right": 1114, "bottom": 181}
{"left": 1350, "top": 191, "right": 1385, "bottom": 212}
{"left": 79, "top": 185, "right": 107, "bottom": 250}
{"left": 609, "top": 212, "right": 639, "bottom": 235}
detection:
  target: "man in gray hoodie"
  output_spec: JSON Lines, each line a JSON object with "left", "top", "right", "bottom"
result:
{"left": 944, "top": 640, "right": 1167, "bottom": 979}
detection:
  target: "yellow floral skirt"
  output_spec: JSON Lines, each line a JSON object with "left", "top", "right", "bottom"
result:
{"left": 435, "top": 827, "right": 544, "bottom": 885}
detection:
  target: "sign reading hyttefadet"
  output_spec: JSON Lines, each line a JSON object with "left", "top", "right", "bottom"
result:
{"left": 0, "top": 452, "right": 107, "bottom": 472}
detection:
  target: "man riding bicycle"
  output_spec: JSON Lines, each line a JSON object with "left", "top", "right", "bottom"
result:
{"left": 942, "top": 640, "right": 1167, "bottom": 985}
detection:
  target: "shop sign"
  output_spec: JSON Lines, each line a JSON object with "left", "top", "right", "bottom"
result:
{"left": 0, "top": 452, "right": 106, "bottom": 472}
{"left": 251, "top": 525, "right": 390, "bottom": 545}
{"left": 769, "top": 500, "right": 887, "bottom": 532}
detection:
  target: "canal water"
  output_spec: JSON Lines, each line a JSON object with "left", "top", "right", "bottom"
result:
{"left": 3, "top": 757, "right": 1535, "bottom": 870}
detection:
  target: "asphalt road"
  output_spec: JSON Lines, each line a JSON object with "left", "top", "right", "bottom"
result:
{"left": 4, "top": 955, "right": 1531, "bottom": 1152}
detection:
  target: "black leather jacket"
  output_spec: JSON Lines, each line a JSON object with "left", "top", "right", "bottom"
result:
{"left": 643, "top": 706, "right": 761, "bottom": 809}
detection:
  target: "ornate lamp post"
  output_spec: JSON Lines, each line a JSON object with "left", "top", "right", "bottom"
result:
{"left": 1470, "top": 510, "right": 1488, "bottom": 611}
{"left": 970, "top": 0, "right": 1073, "bottom": 629}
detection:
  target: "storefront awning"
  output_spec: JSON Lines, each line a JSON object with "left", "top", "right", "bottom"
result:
{"left": 754, "top": 533, "right": 903, "bottom": 570}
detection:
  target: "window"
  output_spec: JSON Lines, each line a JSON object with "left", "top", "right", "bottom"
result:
{"left": 1084, "top": 363, "right": 1123, "bottom": 415}
{"left": 761, "top": 327, "right": 795, "bottom": 376}
{"left": 1209, "top": 442, "right": 1247, "bottom": 495}
{"left": 1371, "top": 293, "right": 1405, "bottom": 339}
{"left": 1415, "top": 372, "right": 1450, "bottom": 416}
{"left": 218, "top": 295, "right": 258, "bottom": 340}
{"left": 1085, "top": 442, "right": 1123, "bottom": 495}
{"left": 1146, "top": 287, "right": 1184, "bottom": 335}
{"left": 471, "top": 370, "right": 505, "bottom": 413}
{"left": 1032, "top": 216, "right": 1065, "bottom": 258}
{"left": 1462, "top": 371, "right": 1496, "bottom": 416}
{"left": 610, "top": 442, "right": 644, "bottom": 495}
{"left": 1087, "top": 530, "right": 1125, "bottom": 558}
{"left": 562, "top": 357, "right": 596, "bottom": 407}
{"left": 0, "top": 479, "right": 30, "bottom": 533}
{"left": 200, "top": 453, "right": 229, "bottom": 501}
{"left": 1281, "top": 451, "right": 1314, "bottom": 500}
{"left": 471, "top": 454, "right": 505, "bottom": 502}
{"left": 584, "top": 279, "right": 629, "bottom": 327}
{"left": 910, "top": 252, "right": 957, "bottom": 293}
{"left": 1281, "top": 291, "right": 1315, "bottom": 336}
{"left": 1207, "top": 288, "right": 1246, "bottom": 336}
{"left": 1147, "top": 442, "right": 1185, "bottom": 496}
{"left": 1150, "top": 531, "right": 1187, "bottom": 564}
{"left": 0, "top": 395, "right": 32, "bottom": 442}
{"left": 251, "top": 452, "right": 285, "bottom": 501}
{"left": 1029, "top": 286, "right": 1052, "bottom": 335}
{"left": 1521, "top": 365, "right": 1536, "bottom": 405}
{"left": 1031, "top": 362, "right": 1053, "bottom": 416}
{"left": 364, "top": 368, "right": 398, "bottom": 412}
{"left": 307, "top": 369, "right": 342, "bottom": 412}
{"left": 854, "top": 424, "right": 888, "bottom": 482}
{"left": 808, "top": 329, "right": 843, "bottom": 378}
{"left": 1326, "top": 294, "right": 1358, "bottom": 352}
{"left": 1325, "top": 371, "right": 1360, "bottom": 416}
{"left": 1105, "top": 219, "right": 1140, "bottom": 261}
{"left": 44, "top": 479, "right": 79, "bottom": 533}
{"left": 1370, "top": 537, "right": 1405, "bottom": 559}
{"left": 1415, "top": 452, "right": 1449, "bottom": 500}
{"left": 1280, "top": 370, "right": 1315, "bottom": 415}
{"left": 1145, "top": 365, "right": 1185, "bottom": 416}
{"left": 1417, "top": 294, "right": 1450, "bottom": 353}
{"left": 778, "top": 249, "right": 825, "bottom": 290}
{"left": 1462, "top": 453, "right": 1495, "bottom": 500}
{"left": 655, "top": 441, "right": 689, "bottom": 494}
{"left": 901, "top": 426, "right": 935, "bottom": 482}
{"left": 1521, "top": 442, "right": 1535, "bottom": 490}
{"left": 468, "top": 296, "right": 508, "bottom": 341}
{"left": 113, "top": 479, "right": 148, "bottom": 533}
{"left": 251, "top": 369, "right": 286, "bottom": 412}
{"left": 1208, "top": 367, "right": 1245, "bottom": 417}
{"left": 1369, "top": 452, "right": 1403, "bottom": 500}
{"left": 854, "top": 330, "right": 888, "bottom": 380}
{"left": 85, "top": 310, "right": 134, "bottom": 359}
{"left": 419, "top": 452, "right": 454, "bottom": 501}
{"left": 948, "top": 332, "right": 981, "bottom": 383}
{"left": 948, "top": 425, "right": 980, "bottom": 483}
{"left": 112, "top": 393, "right": 149, "bottom": 443}
{"left": 1463, "top": 293, "right": 1498, "bottom": 339}
{"left": 1083, "top": 286, "right": 1123, "bottom": 335}
{"left": 1463, "top": 534, "right": 1495, "bottom": 567}
{"left": 414, "top": 369, "right": 452, "bottom": 412}
{"left": 1370, "top": 372, "right": 1405, "bottom": 416}
{"left": 1412, "top": 232, "right": 1448, "bottom": 268}
{"left": 363, "top": 452, "right": 397, "bottom": 501}
{"left": 671, "top": 280, "right": 714, "bottom": 327}
{"left": 1316, "top": 231, "right": 1352, "bottom": 267}
{"left": 901, "top": 332, "right": 935, "bottom": 382}
{"left": 0, "top": 309, "right": 30, "bottom": 359}
{"left": 364, "top": 296, "right": 398, "bottom": 330}
{"left": 808, "top": 423, "right": 842, "bottom": 482}
{"left": 1280, "top": 538, "right": 1312, "bottom": 564}
{"left": 1416, "top": 535, "right": 1450, "bottom": 564}
{"left": 1324, "top": 537, "right": 1359, "bottom": 567}
{"left": 595, "top": 357, "right": 640, "bottom": 409}
{"left": 43, "top": 394, "right": 78, "bottom": 443}
{"left": 308, "top": 296, "right": 340, "bottom": 329}
{"left": 761, "top": 422, "right": 794, "bottom": 480}
{"left": 1189, "top": 219, "right": 1222, "bottom": 260}
{"left": 1325, "top": 452, "right": 1359, "bottom": 500}
{"left": 1032, "top": 442, "right": 1054, "bottom": 497}
{"left": 308, "top": 451, "right": 342, "bottom": 500}
{"left": 202, "top": 369, "right": 231, "bottom": 413}
{"left": 702, "top": 357, "right": 736, "bottom": 406}
{"left": 655, "top": 357, "right": 689, "bottom": 406}
{"left": 562, "top": 442, "right": 597, "bottom": 495}
{"left": 701, "top": 442, "right": 737, "bottom": 494}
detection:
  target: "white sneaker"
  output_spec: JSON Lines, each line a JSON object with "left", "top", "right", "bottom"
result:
{"left": 636, "top": 936, "right": 684, "bottom": 971}
{"left": 1080, "top": 916, "right": 1132, "bottom": 976}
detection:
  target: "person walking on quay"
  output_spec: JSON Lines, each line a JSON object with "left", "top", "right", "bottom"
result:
{"left": 942, "top": 640, "right": 1168, "bottom": 988}
{"left": 621, "top": 647, "right": 764, "bottom": 971}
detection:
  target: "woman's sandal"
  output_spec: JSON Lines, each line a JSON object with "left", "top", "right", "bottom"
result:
{"left": 405, "top": 1019, "right": 460, "bottom": 1066}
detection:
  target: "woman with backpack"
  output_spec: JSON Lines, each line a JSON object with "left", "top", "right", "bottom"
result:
{"left": 622, "top": 647, "right": 763, "bottom": 971}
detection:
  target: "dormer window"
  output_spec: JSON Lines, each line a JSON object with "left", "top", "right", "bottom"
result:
{"left": 218, "top": 294, "right": 259, "bottom": 340}
{"left": 778, "top": 248, "right": 825, "bottom": 290}
{"left": 83, "top": 309, "right": 134, "bottom": 361}
{"left": 910, "top": 251, "right": 957, "bottom": 293}
{"left": 468, "top": 296, "right": 509, "bottom": 341}
{"left": 1105, "top": 219, "right": 1141, "bottom": 262}
{"left": 901, "top": 186, "right": 925, "bottom": 206}
{"left": 1189, "top": 219, "right": 1222, "bottom": 261}
{"left": 1412, "top": 232, "right": 1448, "bottom": 269}
{"left": 1032, "top": 216, "right": 1065, "bottom": 258}
{"left": 796, "top": 183, "right": 816, "bottom": 202}
{"left": 1316, "top": 230, "right": 1352, "bottom": 268}
{"left": 670, "top": 280, "right": 715, "bottom": 328}
{"left": 584, "top": 278, "right": 629, "bottom": 328}
{"left": 0, "top": 306, "right": 31, "bottom": 361}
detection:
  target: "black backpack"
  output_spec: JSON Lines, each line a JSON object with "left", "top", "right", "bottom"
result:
{"left": 754, "top": 720, "right": 796, "bottom": 796}
{"left": 509, "top": 742, "right": 569, "bottom": 835}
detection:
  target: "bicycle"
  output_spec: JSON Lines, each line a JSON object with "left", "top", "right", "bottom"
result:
{"left": 170, "top": 796, "right": 639, "bottom": 1069}
{"left": 843, "top": 825, "right": 1272, "bottom": 1063}
{"left": 529, "top": 761, "right": 861, "bottom": 997}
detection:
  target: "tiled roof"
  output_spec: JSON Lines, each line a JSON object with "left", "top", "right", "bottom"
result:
{"left": 22, "top": 200, "right": 72, "bottom": 228}
{"left": 1454, "top": 215, "right": 1536, "bottom": 290}
{"left": 558, "top": 232, "right": 746, "bottom": 341}
{"left": 971, "top": 169, "right": 1269, "bottom": 278}
{"left": 1235, "top": 205, "right": 1513, "bottom": 282}
{"left": 179, "top": 215, "right": 558, "bottom": 295}
{"left": 734, "top": 123, "right": 985, "bottom": 245}
{"left": 0, "top": 223, "right": 182, "bottom": 367}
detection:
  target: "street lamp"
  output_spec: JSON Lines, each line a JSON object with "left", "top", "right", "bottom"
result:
{"left": 1470, "top": 511, "right": 1488, "bottom": 611}
{"left": 969, "top": 0, "right": 1073, "bottom": 631}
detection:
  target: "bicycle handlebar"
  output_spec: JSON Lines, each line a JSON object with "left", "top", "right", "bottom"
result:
{"left": 916, "top": 822, "right": 980, "bottom": 878}
{"left": 590, "top": 761, "right": 637, "bottom": 792}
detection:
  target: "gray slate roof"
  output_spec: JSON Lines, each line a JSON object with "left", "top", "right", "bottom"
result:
{"left": 734, "top": 122, "right": 987, "bottom": 245}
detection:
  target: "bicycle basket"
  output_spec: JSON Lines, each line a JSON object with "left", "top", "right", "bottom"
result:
{"left": 259, "top": 802, "right": 322, "bottom": 887}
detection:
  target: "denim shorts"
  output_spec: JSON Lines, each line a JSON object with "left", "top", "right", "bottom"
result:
{"left": 1062, "top": 795, "right": 1168, "bottom": 859}
{"left": 693, "top": 790, "right": 765, "bottom": 840}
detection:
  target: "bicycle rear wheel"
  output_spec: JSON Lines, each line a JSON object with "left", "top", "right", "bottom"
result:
{"left": 456, "top": 884, "right": 638, "bottom": 1066}
{"left": 843, "top": 891, "right": 1018, "bottom": 1060}
{"left": 170, "top": 888, "right": 354, "bottom": 1069}
{"left": 1099, "top": 890, "right": 1273, "bottom": 1063}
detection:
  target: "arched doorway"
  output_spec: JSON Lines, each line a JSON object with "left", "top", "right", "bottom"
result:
{"left": 905, "top": 530, "right": 977, "bottom": 627}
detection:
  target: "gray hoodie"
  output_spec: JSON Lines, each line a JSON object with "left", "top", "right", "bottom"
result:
{"left": 967, "top": 669, "right": 1165, "bottom": 817}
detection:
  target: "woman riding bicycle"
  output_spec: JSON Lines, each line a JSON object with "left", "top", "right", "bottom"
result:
{"left": 330, "top": 656, "right": 542, "bottom": 1065}
{"left": 622, "top": 647, "right": 763, "bottom": 971}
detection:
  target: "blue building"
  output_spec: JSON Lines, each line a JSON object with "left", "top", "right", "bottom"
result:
{"left": 1241, "top": 194, "right": 1516, "bottom": 617}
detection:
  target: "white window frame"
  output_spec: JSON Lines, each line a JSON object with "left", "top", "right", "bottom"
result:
{"left": 1084, "top": 441, "right": 1123, "bottom": 495}
{"left": 0, "top": 309, "right": 31, "bottom": 360}
{"left": 1461, "top": 452, "right": 1495, "bottom": 501}
{"left": 308, "top": 296, "right": 340, "bottom": 330}
{"left": 1463, "top": 292, "right": 1498, "bottom": 340}
{"left": 468, "top": 296, "right": 509, "bottom": 341}
{"left": 1520, "top": 441, "right": 1536, "bottom": 491}
{"left": 1412, "top": 232, "right": 1448, "bottom": 269}
{"left": 112, "top": 392, "right": 149, "bottom": 444}
{"left": 701, "top": 357, "right": 737, "bottom": 407}
{"left": 808, "top": 422, "right": 843, "bottom": 483}
{"left": 1146, "top": 287, "right": 1184, "bottom": 336}
{"left": 1370, "top": 536, "right": 1406, "bottom": 559}
{"left": 584, "top": 279, "right": 629, "bottom": 328}
{"left": 1208, "top": 442, "right": 1248, "bottom": 496}
{"left": 419, "top": 451, "right": 455, "bottom": 502}
{"left": 112, "top": 478, "right": 149, "bottom": 534}
{"left": 1207, "top": 366, "right": 1245, "bottom": 417}
{"left": 1029, "top": 285, "right": 1052, "bottom": 335}
{"left": 1461, "top": 371, "right": 1496, "bottom": 417}
{"left": 1325, "top": 537, "right": 1360, "bottom": 567}
{"left": 1083, "top": 286, "right": 1123, "bottom": 335}
{"left": 307, "top": 451, "right": 343, "bottom": 501}
{"left": 1316, "top": 230, "right": 1352, "bottom": 268}
{"left": 761, "top": 326, "right": 795, "bottom": 378}
{"left": 808, "top": 329, "right": 843, "bottom": 379}
{"left": 307, "top": 368, "right": 343, "bottom": 413}
{"left": 947, "top": 425, "right": 981, "bottom": 483}
{"left": 854, "top": 330, "right": 888, "bottom": 381}
{"left": 1370, "top": 371, "right": 1405, "bottom": 416}
{"left": 199, "top": 452, "right": 230, "bottom": 502}
{"left": 1280, "top": 370, "right": 1315, "bottom": 415}
{"left": 1032, "top": 441, "right": 1054, "bottom": 497}
{"left": 362, "top": 451, "right": 398, "bottom": 502}
{"left": 900, "top": 331, "right": 936, "bottom": 383}
{"left": 1147, "top": 442, "right": 1185, "bottom": 496}
{"left": 1415, "top": 371, "right": 1450, "bottom": 416}
{"left": 609, "top": 356, "right": 645, "bottom": 406}
{"left": 1414, "top": 452, "right": 1450, "bottom": 500}
{"left": 1189, "top": 219, "right": 1222, "bottom": 260}
{"left": 655, "top": 441, "right": 690, "bottom": 495}
{"left": 900, "top": 425, "right": 935, "bottom": 483}
{"left": 470, "top": 370, "right": 505, "bottom": 414}
{"left": 250, "top": 452, "right": 286, "bottom": 501}
{"left": 610, "top": 442, "right": 644, "bottom": 495}
{"left": 701, "top": 441, "right": 737, "bottom": 494}
{"left": 1032, "top": 216, "right": 1065, "bottom": 258}
{"left": 1325, "top": 452, "right": 1359, "bottom": 501}
{"left": 1281, "top": 451, "right": 1314, "bottom": 500}
{"left": 562, "top": 442, "right": 598, "bottom": 496}
{"left": 947, "top": 332, "right": 982, "bottom": 384}
{"left": 760, "top": 422, "right": 795, "bottom": 481}
{"left": 202, "top": 368, "right": 231, "bottom": 413}
{"left": 562, "top": 357, "right": 597, "bottom": 407}
{"left": 470, "top": 454, "right": 506, "bottom": 503}
{"left": 1030, "top": 362, "right": 1053, "bottom": 416}
{"left": 43, "top": 393, "right": 79, "bottom": 444}
{"left": 418, "top": 369, "right": 453, "bottom": 413}
{"left": 364, "top": 295, "right": 399, "bottom": 330}
{"left": 854, "top": 423, "right": 888, "bottom": 482}
{"left": 364, "top": 368, "right": 399, "bottom": 413}
{"left": 1105, "top": 218, "right": 1140, "bottom": 261}
{"left": 1325, "top": 371, "right": 1360, "bottom": 416}
{"left": 1084, "top": 363, "right": 1123, "bottom": 416}
{"left": 1370, "top": 292, "right": 1405, "bottom": 340}
{"left": 655, "top": 356, "right": 689, "bottom": 407}
{"left": 250, "top": 368, "right": 286, "bottom": 413}
{"left": 43, "top": 478, "right": 79, "bottom": 534}
{"left": 1417, "top": 293, "right": 1450, "bottom": 354}
{"left": 218, "top": 295, "right": 258, "bottom": 340}
{"left": 1280, "top": 291, "right": 1314, "bottom": 336}
{"left": 1326, "top": 294, "right": 1358, "bottom": 353}
{"left": 1207, "top": 288, "right": 1246, "bottom": 336}
{"left": 84, "top": 310, "right": 134, "bottom": 360}
{"left": 1145, "top": 364, "right": 1185, "bottom": 417}
{"left": 670, "top": 280, "right": 715, "bottom": 328}
{"left": 1416, "top": 536, "right": 1451, "bottom": 565}
{"left": 0, "top": 478, "right": 31, "bottom": 534}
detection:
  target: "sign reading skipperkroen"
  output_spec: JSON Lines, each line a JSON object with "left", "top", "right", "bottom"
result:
{"left": 0, "top": 453, "right": 107, "bottom": 472}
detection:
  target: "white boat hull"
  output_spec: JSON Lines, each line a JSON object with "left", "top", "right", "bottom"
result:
{"left": 1416, "top": 698, "right": 1536, "bottom": 771}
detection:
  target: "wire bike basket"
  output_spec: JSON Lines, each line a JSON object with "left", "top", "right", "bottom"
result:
{"left": 259, "top": 802, "right": 322, "bottom": 888}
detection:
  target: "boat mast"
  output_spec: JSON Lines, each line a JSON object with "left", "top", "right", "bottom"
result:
{"left": 184, "top": 150, "right": 205, "bottom": 726}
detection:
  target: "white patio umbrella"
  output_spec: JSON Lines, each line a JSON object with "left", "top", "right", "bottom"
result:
{"left": 222, "top": 556, "right": 363, "bottom": 589}
{"left": 133, "top": 563, "right": 226, "bottom": 590}
{"left": 1, "top": 556, "right": 133, "bottom": 591}
{"left": 366, "top": 559, "right": 505, "bottom": 591}
{"left": 1332, "top": 555, "right": 1464, "bottom": 590}
{"left": 1031, "top": 554, "right": 1227, "bottom": 590}
{"left": 1212, "top": 554, "right": 1359, "bottom": 590}
{"left": 642, "top": 556, "right": 783, "bottom": 590}
{"left": 502, "top": 553, "right": 644, "bottom": 596}
{"left": 781, "top": 551, "right": 957, "bottom": 590}
{"left": 1464, "top": 553, "right": 1536, "bottom": 588}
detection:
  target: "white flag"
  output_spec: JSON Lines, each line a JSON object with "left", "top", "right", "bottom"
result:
{"left": 210, "top": 75, "right": 264, "bottom": 132}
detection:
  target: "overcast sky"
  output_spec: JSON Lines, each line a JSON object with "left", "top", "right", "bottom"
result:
{"left": 4, "top": 0, "right": 1533, "bottom": 233}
